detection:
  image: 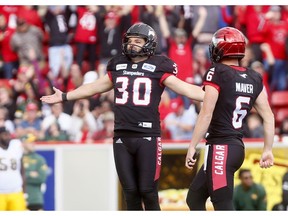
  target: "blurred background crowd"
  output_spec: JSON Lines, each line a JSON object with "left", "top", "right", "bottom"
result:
{"left": 1, "top": 5, "right": 288, "bottom": 143}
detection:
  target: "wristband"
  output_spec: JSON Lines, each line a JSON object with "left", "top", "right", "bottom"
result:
{"left": 62, "top": 93, "right": 68, "bottom": 102}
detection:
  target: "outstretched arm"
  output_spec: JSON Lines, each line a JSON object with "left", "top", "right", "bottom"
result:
{"left": 40, "top": 74, "right": 113, "bottom": 104}
{"left": 253, "top": 89, "right": 275, "bottom": 169}
{"left": 163, "top": 75, "right": 205, "bottom": 102}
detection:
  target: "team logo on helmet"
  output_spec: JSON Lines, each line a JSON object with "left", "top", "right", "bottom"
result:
{"left": 148, "top": 30, "right": 155, "bottom": 37}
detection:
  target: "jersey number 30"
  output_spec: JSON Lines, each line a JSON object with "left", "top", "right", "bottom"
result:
{"left": 115, "top": 77, "right": 152, "bottom": 105}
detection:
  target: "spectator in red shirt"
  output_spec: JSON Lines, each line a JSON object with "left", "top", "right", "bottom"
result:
{"left": 167, "top": 28, "right": 194, "bottom": 109}
{"left": 242, "top": 6, "right": 270, "bottom": 62}
{"left": 17, "top": 6, "right": 44, "bottom": 31}
{"left": 263, "top": 5, "right": 288, "bottom": 91}
{"left": 281, "top": 5, "right": 288, "bottom": 23}
{"left": 0, "top": 13, "right": 19, "bottom": 79}
{"left": 74, "top": 6, "right": 100, "bottom": 71}
{"left": 168, "top": 28, "right": 193, "bottom": 84}
{"left": 0, "top": 5, "right": 19, "bottom": 29}
{"left": 220, "top": 6, "right": 247, "bottom": 32}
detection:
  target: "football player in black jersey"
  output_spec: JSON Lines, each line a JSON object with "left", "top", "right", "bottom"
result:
{"left": 185, "top": 27, "right": 275, "bottom": 210}
{"left": 40, "top": 22, "right": 204, "bottom": 210}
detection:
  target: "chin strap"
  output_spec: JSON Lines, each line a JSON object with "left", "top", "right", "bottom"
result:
{"left": 126, "top": 49, "right": 141, "bottom": 58}
{"left": 123, "top": 42, "right": 149, "bottom": 58}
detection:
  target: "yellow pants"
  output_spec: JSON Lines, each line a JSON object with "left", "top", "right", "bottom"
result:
{"left": 0, "top": 192, "right": 27, "bottom": 211}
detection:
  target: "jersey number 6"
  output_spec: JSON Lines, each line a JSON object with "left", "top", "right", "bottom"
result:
{"left": 232, "top": 96, "right": 251, "bottom": 129}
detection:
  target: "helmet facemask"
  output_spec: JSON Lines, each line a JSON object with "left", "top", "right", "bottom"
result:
{"left": 209, "top": 43, "right": 223, "bottom": 63}
{"left": 122, "top": 36, "right": 147, "bottom": 58}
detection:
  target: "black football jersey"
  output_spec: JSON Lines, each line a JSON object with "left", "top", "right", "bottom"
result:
{"left": 107, "top": 54, "right": 178, "bottom": 137}
{"left": 203, "top": 63, "right": 263, "bottom": 145}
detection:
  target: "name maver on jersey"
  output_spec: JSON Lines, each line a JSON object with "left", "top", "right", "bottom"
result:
{"left": 107, "top": 54, "right": 178, "bottom": 137}
{"left": 203, "top": 63, "right": 263, "bottom": 146}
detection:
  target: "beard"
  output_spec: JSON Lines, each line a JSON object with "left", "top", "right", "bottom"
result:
{"left": 123, "top": 43, "right": 145, "bottom": 59}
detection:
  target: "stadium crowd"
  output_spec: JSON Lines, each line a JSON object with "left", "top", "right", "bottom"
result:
{"left": 1, "top": 5, "right": 288, "bottom": 142}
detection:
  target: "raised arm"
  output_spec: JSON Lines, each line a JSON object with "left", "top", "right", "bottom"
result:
{"left": 163, "top": 75, "right": 204, "bottom": 102}
{"left": 40, "top": 74, "right": 113, "bottom": 104}
{"left": 253, "top": 89, "right": 275, "bottom": 168}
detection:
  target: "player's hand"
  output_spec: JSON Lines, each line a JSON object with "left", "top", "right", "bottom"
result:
{"left": 185, "top": 147, "right": 198, "bottom": 170}
{"left": 259, "top": 150, "right": 274, "bottom": 169}
{"left": 40, "top": 87, "right": 63, "bottom": 104}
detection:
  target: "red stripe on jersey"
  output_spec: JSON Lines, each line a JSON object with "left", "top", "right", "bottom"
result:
{"left": 107, "top": 71, "right": 112, "bottom": 81}
{"left": 154, "top": 137, "right": 162, "bottom": 181}
{"left": 203, "top": 81, "right": 220, "bottom": 92}
{"left": 212, "top": 144, "right": 228, "bottom": 191}
{"left": 160, "top": 73, "right": 174, "bottom": 87}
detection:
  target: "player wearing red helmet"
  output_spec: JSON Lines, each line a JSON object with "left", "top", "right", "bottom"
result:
{"left": 185, "top": 27, "right": 274, "bottom": 210}
{"left": 209, "top": 27, "right": 246, "bottom": 63}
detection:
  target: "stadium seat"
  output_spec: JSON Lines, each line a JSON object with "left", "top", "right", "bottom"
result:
{"left": 271, "top": 91, "right": 288, "bottom": 108}
{"left": 270, "top": 91, "right": 288, "bottom": 130}
{"left": 275, "top": 108, "right": 288, "bottom": 126}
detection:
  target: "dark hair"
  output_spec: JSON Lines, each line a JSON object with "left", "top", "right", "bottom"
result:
{"left": 238, "top": 168, "right": 251, "bottom": 179}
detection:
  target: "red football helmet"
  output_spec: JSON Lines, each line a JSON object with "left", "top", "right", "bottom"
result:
{"left": 209, "top": 27, "right": 246, "bottom": 63}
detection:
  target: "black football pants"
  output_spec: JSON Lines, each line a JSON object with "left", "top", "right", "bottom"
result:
{"left": 186, "top": 143, "right": 245, "bottom": 210}
{"left": 113, "top": 136, "right": 162, "bottom": 210}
